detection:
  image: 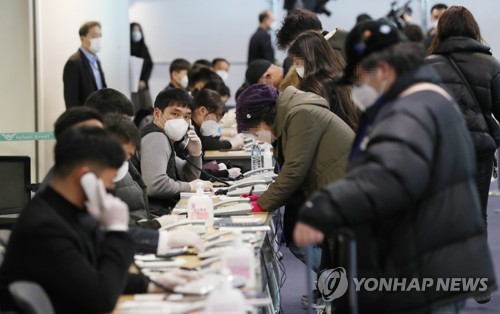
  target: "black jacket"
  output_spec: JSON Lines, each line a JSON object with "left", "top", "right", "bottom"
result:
{"left": 63, "top": 49, "right": 107, "bottom": 109}
{"left": 248, "top": 27, "right": 275, "bottom": 64}
{"left": 427, "top": 37, "right": 500, "bottom": 157}
{"left": 0, "top": 187, "right": 148, "bottom": 314}
{"left": 299, "top": 66, "right": 496, "bottom": 313}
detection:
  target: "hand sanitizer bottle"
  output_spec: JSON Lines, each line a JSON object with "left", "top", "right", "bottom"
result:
{"left": 187, "top": 182, "right": 214, "bottom": 228}
{"left": 251, "top": 142, "right": 262, "bottom": 170}
{"left": 206, "top": 268, "right": 246, "bottom": 314}
{"left": 223, "top": 231, "right": 256, "bottom": 289}
{"left": 263, "top": 145, "right": 273, "bottom": 168}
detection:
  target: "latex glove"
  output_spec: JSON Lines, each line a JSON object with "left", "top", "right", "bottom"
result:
{"left": 148, "top": 269, "right": 199, "bottom": 292}
{"left": 85, "top": 180, "right": 129, "bottom": 231}
{"left": 186, "top": 127, "right": 202, "bottom": 156}
{"left": 241, "top": 193, "right": 261, "bottom": 202}
{"left": 154, "top": 214, "right": 180, "bottom": 227}
{"left": 227, "top": 167, "right": 241, "bottom": 178}
{"left": 218, "top": 163, "right": 228, "bottom": 170}
{"left": 189, "top": 179, "right": 213, "bottom": 192}
{"left": 167, "top": 229, "right": 205, "bottom": 252}
{"left": 229, "top": 134, "right": 245, "bottom": 149}
{"left": 250, "top": 201, "right": 265, "bottom": 213}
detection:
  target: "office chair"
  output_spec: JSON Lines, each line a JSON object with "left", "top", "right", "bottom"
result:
{"left": 9, "top": 281, "right": 54, "bottom": 314}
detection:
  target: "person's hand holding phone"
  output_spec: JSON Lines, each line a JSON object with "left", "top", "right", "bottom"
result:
{"left": 185, "top": 126, "right": 202, "bottom": 157}
{"left": 81, "top": 173, "right": 129, "bottom": 231}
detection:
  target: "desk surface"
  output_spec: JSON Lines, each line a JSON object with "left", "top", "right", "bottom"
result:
{"left": 114, "top": 213, "right": 273, "bottom": 313}
{"left": 204, "top": 149, "right": 251, "bottom": 160}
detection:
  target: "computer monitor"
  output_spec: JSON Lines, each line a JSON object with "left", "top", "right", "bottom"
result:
{"left": 0, "top": 156, "right": 31, "bottom": 215}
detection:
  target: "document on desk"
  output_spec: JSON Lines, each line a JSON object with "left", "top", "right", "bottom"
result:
{"left": 129, "top": 56, "right": 144, "bottom": 93}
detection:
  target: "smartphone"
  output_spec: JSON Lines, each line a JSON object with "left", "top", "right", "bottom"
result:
{"left": 178, "top": 124, "right": 194, "bottom": 150}
{"left": 80, "top": 172, "right": 102, "bottom": 210}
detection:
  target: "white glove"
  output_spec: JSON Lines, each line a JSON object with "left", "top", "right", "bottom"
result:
{"left": 189, "top": 179, "right": 213, "bottom": 192}
{"left": 229, "top": 134, "right": 245, "bottom": 149}
{"left": 154, "top": 214, "right": 180, "bottom": 227}
{"left": 167, "top": 229, "right": 205, "bottom": 252}
{"left": 227, "top": 167, "right": 241, "bottom": 178}
{"left": 186, "top": 128, "right": 202, "bottom": 156}
{"left": 85, "top": 180, "right": 129, "bottom": 231}
{"left": 148, "top": 269, "right": 200, "bottom": 292}
{"left": 218, "top": 163, "right": 228, "bottom": 170}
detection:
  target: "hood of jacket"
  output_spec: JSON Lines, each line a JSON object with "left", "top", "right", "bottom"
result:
{"left": 274, "top": 86, "right": 329, "bottom": 138}
{"left": 432, "top": 36, "right": 491, "bottom": 56}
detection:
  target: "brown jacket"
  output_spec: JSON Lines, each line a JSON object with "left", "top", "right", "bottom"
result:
{"left": 258, "top": 86, "right": 355, "bottom": 210}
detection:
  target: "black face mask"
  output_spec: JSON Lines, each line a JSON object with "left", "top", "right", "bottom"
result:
{"left": 106, "top": 189, "right": 117, "bottom": 196}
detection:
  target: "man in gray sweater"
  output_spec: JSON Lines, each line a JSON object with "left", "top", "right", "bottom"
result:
{"left": 139, "top": 88, "right": 213, "bottom": 216}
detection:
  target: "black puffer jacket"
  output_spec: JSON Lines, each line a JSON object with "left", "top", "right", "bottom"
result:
{"left": 299, "top": 66, "right": 496, "bottom": 313}
{"left": 427, "top": 36, "right": 500, "bottom": 157}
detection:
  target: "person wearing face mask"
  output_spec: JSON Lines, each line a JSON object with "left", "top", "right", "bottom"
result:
{"left": 63, "top": 21, "right": 107, "bottom": 109}
{"left": 165, "top": 58, "right": 191, "bottom": 90}
{"left": 423, "top": 3, "right": 448, "bottom": 50}
{"left": 191, "top": 89, "right": 243, "bottom": 179}
{"left": 288, "top": 30, "right": 360, "bottom": 132}
{"left": 294, "top": 21, "right": 496, "bottom": 313}
{"left": 211, "top": 58, "right": 230, "bottom": 84}
{"left": 192, "top": 89, "right": 243, "bottom": 151}
{"left": 0, "top": 127, "right": 203, "bottom": 313}
{"left": 236, "top": 83, "right": 354, "bottom": 271}
{"left": 139, "top": 88, "right": 213, "bottom": 216}
{"left": 130, "top": 22, "right": 154, "bottom": 114}
{"left": 0, "top": 127, "right": 144, "bottom": 313}
{"left": 248, "top": 10, "right": 275, "bottom": 64}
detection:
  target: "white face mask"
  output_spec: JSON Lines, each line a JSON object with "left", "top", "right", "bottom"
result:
{"left": 215, "top": 70, "right": 229, "bottom": 82}
{"left": 200, "top": 120, "right": 220, "bottom": 137}
{"left": 352, "top": 84, "right": 380, "bottom": 111}
{"left": 430, "top": 20, "right": 438, "bottom": 29}
{"left": 132, "top": 30, "right": 142, "bottom": 43}
{"left": 295, "top": 66, "right": 305, "bottom": 78}
{"left": 164, "top": 118, "right": 189, "bottom": 141}
{"left": 90, "top": 37, "right": 101, "bottom": 54}
{"left": 255, "top": 129, "right": 275, "bottom": 144}
{"left": 113, "top": 161, "right": 129, "bottom": 183}
{"left": 179, "top": 75, "right": 189, "bottom": 89}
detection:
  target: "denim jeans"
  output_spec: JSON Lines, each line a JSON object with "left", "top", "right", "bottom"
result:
{"left": 288, "top": 242, "right": 322, "bottom": 273}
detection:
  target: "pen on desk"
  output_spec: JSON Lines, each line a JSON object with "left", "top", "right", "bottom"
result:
{"left": 248, "top": 185, "right": 255, "bottom": 196}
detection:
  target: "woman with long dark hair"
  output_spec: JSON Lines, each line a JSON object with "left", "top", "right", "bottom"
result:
{"left": 288, "top": 30, "right": 359, "bottom": 131}
{"left": 130, "top": 22, "right": 154, "bottom": 113}
{"left": 427, "top": 7, "right": 500, "bottom": 304}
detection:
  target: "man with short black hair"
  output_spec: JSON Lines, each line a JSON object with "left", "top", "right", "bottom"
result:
{"left": 166, "top": 58, "right": 191, "bottom": 90}
{"left": 211, "top": 58, "right": 230, "bottom": 83}
{"left": 139, "top": 88, "right": 212, "bottom": 216}
{"left": 248, "top": 10, "right": 275, "bottom": 64}
{"left": 63, "top": 21, "right": 107, "bottom": 109}
{"left": 0, "top": 127, "right": 143, "bottom": 313}
{"left": 424, "top": 3, "right": 448, "bottom": 48}
{"left": 187, "top": 66, "right": 222, "bottom": 93}
{"left": 84, "top": 88, "right": 135, "bottom": 118}
{"left": 294, "top": 20, "right": 496, "bottom": 313}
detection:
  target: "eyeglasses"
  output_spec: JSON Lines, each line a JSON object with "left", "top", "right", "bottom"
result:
{"left": 208, "top": 111, "right": 224, "bottom": 122}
